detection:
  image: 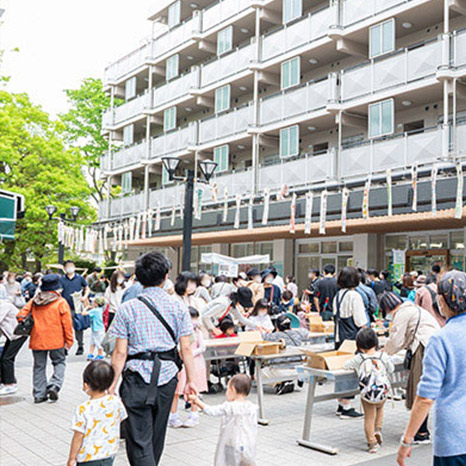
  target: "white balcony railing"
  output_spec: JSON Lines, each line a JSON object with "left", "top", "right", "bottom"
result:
{"left": 199, "top": 105, "right": 252, "bottom": 145}
{"left": 104, "top": 42, "right": 151, "bottom": 84}
{"left": 213, "top": 169, "right": 254, "bottom": 199}
{"left": 261, "top": 7, "right": 332, "bottom": 62}
{"left": 260, "top": 77, "right": 330, "bottom": 126}
{"left": 112, "top": 142, "right": 147, "bottom": 171}
{"left": 202, "top": 0, "right": 252, "bottom": 32}
{"left": 201, "top": 43, "right": 254, "bottom": 88}
{"left": 151, "top": 123, "right": 198, "bottom": 159}
{"left": 341, "top": 39, "right": 443, "bottom": 102}
{"left": 342, "top": 0, "right": 410, "bottom": 27}
{"left": 153, "top": 69, "right": 199, "bottom": 109}
{"left": 149, "top": 184, "right": 185, "bottom": 210}
{"left": 109, "top": 193, "right": 144, "bottom": 218}
{"left": 113, "top": 93, "right": 149, "bottom": 126}
{"left": 453, "top": 29, "right": 466, "bottom": 68}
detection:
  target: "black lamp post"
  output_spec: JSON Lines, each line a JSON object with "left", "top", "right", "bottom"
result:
{"left": 45, "top": 205, "right": 81, "bottom": 265}
{"left": 161, "top": 157, "right": 217, "bottom": 272}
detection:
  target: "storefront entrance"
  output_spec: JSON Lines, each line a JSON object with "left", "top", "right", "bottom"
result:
{"left": 405, "top": 249, "right": 449, "bottom": 274}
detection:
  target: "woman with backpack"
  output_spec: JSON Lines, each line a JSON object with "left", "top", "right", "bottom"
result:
{"left": 379, "top": 291, "right": 440, "bottom": 445}
{"left": 344, "top": 328, "right": 394, "bottom": 453}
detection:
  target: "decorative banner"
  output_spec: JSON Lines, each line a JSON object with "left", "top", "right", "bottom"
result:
{"left": 141, "top": 211, "right": 147, "bottom": 239}
{"left": 194, "top": 187, "right": 204, "bottom": 220}
{"left": 341, "top": 188, "right": 349, "bottom": 233}
{"left": 278, "top": 184, "right": 289, "bottom": 201}
{"left": 234, "top": 195, "right": 241, "bottom": 229}
{"left": 248, "top": 197, "right": 254, "bottom": 230}
{"left": 262, "top": 188, "right": 270, "bottom": 226}
{"left": 392, "top": 249, "right": 406, "bottom": 283}
{"left": 362, "top": 178, "right": 371, "bottom": 220}
{"left": 103, "top": 225, "right": 108, "bottom": 250}
{"left": 124, "top": 220, "right": 129, "bottom": 249}
{"left": 386, "top": 169, "right": 393, "bottom": 217}
{"left": 171, "top": 198, "right": 176, "bottom": 226}
{"left": 411, "top": 164, "right": 418, "bottom": 212}
{"left": 112, "top": 225, "right": 117, "bottom": 252}
{"left": 118, "top": 225, "right": 123, "bottom": 251}
{"left": 129, "top": 217, "right": 135, "bottom": 241}
{"left": 223, "top": 187, "right": 228, "bottom": 223}
{"left": 455, "top": 164, "right": 463, "bottom": 219}
{"left": 135, "top": 213, "right": 141, "bottom": 241}
{"left": 304, "top": 191, "right": 313, "bottom": 235}
{"left": 155, "top": 203, "right": 161, "bottom": 231}
{"left": 147, "top": 210, "right": 153, "bottom": 238}
{"left": 98, "top": 230, "right": 103, "bottom": 255}
{"left": 432, "top": 165, "right": 438, "bottom": 216}
{"left": 211, "top": 182, "right": 218, "bottom": 202}
{"left": 57, "top": 221, "right": 65, "bottom": 244}
{"left": 289, "top": 193, "right": 297, "bottom": 234}
{"left": 319, "top": 190, "right": 328, "bottom": 235}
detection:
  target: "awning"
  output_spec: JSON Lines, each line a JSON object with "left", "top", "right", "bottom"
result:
{"left": 0, "top": 191, "right": 24, "bottom": 241}
{"left": 200, "top": 253, "right": 270, "bottom": 265}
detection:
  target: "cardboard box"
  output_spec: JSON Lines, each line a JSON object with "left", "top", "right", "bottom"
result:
{"left": 302, "top": 340, "right": 357, "bottom": 370}
{"left": 308, "top": 315, "right": 335, "bottom": 334}
{"left": 235, "top": 331, "right": 283, "bottom": 356}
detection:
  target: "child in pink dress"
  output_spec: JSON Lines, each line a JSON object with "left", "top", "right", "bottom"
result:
{"left": 169, "top": 307, "right": 208, "bottom": 428}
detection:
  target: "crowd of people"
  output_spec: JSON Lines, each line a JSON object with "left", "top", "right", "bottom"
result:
{"left": 0, "top": 255, "right": 466, "bottom": 465}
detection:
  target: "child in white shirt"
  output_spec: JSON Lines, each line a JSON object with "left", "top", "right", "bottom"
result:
{"left": 67, "top": 361, "right": 127, "bottom": 466}
{"left": 190, "top": 374, "right": 258, "bottom": 466}
{"left": 246, "top": 299, "right": 274, "bottom": 333}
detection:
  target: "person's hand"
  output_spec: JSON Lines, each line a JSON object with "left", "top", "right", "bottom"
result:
{"left": 397, "top": 444, "right": 412, "bottom": 466}
{"left": 66, "top": 458, "right": 76, "bottom": 466}
{"left": 188, "top": 394, "right": 197, "bottom": 403}
{"left": 80, "top": 297, "right": 87, "bottom": 303}
{"left": 108, "top": 385, "right": 116, "bottom": 396}
{"left": 211, "top": 327, "right": 222, "bottom": 337}
{"left": 184, "top": 381, "right": 198, "bottom": 399}
{"left": 64, "top": 343, "right": 71, "bottom": 351}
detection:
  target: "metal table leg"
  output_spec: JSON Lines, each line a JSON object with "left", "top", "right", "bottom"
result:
{"left": 255, "top": 359, "right": 269, "bottom": 425}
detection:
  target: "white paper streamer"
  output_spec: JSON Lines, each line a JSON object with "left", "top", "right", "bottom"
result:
{"left": 223, "top": 187, "right": 228, "bottom": 223}
{"left": 147, "top": 210, "right": 153, "bottom": 238}
{"left": 155, "top": 203, "right": 161, "bottom": 231}
{"left": 124, "top": 221, "right": 129, "bottom": 249}
{"left": 211, "top": 182, "right": 218, "bottom": 202}
{"left": 411, "top": 164, "right": 418, "bottom": 212}
{"left": 362, "top": 178, "right": 371, "bottom": 220}
{"left": 141, "top": 211, "right": 147, "bottom": 239}
{"left": 341, "top": 188, "right": 349, "bottom": 233}
{"left": 278, "top": 184, "right": 289, "bottom": 201}
{"left": 248, "top": 197, "right": 254, "bottom": 230}
{"left": 319, "top": 190, "right": 328, "bottom": 235}
{"left": 234, "top": 195, "right": 241, "bottom": 229}
{"left": 194, "top": 187, "right": 203, "bottom": 220}
{"left": 171, "top": 197, "right": 176, "bottom": 226}
{"left": 455, "top": 164, "right": 463, "bottom": 219}
{"left": 289, "top": 193, "right": 297, "bottom": 233}
{"left": 304, "top": 191, "right": 313, "bottom": 235}
{"left": 432, "top": 165, "right": 438, "bottom": 216}
{"left": 135, "top": 214, "right": 141, "bottom": 241}
{"left": 386, "top": 169, "right": 393, "bottom": 217}
{"left": 262, "top": 188, "right": 270, "bottom": 226}
{"left": 129, "top": 217, "right": 135, "bottom": 241}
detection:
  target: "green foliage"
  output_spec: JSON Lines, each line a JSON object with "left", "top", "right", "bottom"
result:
{"left": 0, "top": 90, "right": 95, "bottom": 270}
{"left": 72, "top": 258, "right": 97, "bottom": 274}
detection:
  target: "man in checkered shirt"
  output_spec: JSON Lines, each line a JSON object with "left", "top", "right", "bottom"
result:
{"left": 109, "top": 252, "right": 197, "bottom": 466}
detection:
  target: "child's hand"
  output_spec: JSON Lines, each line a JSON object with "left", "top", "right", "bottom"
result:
{"left": 188, "top": 394, "right": 198, "bottom": 403}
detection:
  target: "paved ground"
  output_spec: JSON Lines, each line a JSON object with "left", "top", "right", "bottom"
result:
{"left": 0, "top": 338, "right": 432, "bottom": 466}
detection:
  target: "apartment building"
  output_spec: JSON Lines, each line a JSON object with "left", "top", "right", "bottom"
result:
{"left": 99, "top": 0, "right": 466, "bottom": 288}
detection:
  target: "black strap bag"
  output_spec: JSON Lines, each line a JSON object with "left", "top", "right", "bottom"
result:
{"left": 14, "top": 306, "right": 34, "bottom": 337}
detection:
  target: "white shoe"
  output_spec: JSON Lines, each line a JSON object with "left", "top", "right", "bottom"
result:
{"left": 0, "top": 384, "right": 17, "bottom": 396}
{"left": 183, "top": 416, "right": 199, "bottom": 428}
{"left": 168, "top": 416, "right": 183, "bottom": 428}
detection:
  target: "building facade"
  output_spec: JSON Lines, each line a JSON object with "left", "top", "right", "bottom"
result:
{"left": 99, "top": 0, "right": 466, "bottom": 288}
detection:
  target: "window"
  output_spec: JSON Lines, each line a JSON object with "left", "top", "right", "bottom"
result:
{"left": 283, "top": 0, "right": 302, "bottom": 23}
{"left": 168, "top": 0, "right": 181, "bottom": 28}
{"left": 215, "top": 85, "right": 230, "bottom": 113}
{"left": 162, "top": 165, "right": 171, "bottom": 185}
{"left": 280, "top": 125, "right": 299, "bottom": 158}
{"left": 166, "top": 54, "right": 179, "bottom": 81}
{"left": 217, "top": 26, "right": 233, "bottom": 55}
{"left": 121, "top": 172, "right": 132, "bottom": 194}
{"left": 214, "top": 145, "right": 229, "bottom": 173}
{"left": 369, "top": 19, "right": 395, "bottom": 58}
{"left": 369, "top": 99, "right": 394, "bottom": 138}
{"left": 123, "top": 124, "right": 134, "bottom": 146}
{"left": 164, "top": 107, "right": 177, "bottom": 132}
{"left": 281, "top": 57, "right": 300, "bottom": 90}
{"left": 451, "top": 230, "right": 465, "bottom": 249}
{"left": 232, "top": 243, "right": 254, "bottom": 257}
{"left": 125, "top": 77, "right": 136, "bottom": 101}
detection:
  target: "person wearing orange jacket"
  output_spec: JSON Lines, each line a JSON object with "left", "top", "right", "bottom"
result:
{"left": 17, "top": 273, "right": 74, "bottom": 403}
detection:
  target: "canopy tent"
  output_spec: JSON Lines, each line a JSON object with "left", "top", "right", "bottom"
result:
{"left": 200, "top": 253, "right": 271, "bottom": 265}
{"left": 0, "top": 190, "right": 25, "bottom": 241}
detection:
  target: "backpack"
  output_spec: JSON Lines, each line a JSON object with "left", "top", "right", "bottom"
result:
{"left": 358, "top": 355, "right": 391, "bottom": 404}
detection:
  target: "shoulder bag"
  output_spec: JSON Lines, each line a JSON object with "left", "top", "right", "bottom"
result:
{"left": 403, "top": 307, "right": 422, "bottom": 370}
{"left": 14, "top": 305, "right": 34, "bottom": 337}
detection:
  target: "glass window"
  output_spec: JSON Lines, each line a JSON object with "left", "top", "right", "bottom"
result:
{"left": 125, "top": 77, "right": 137, "bottom": 101}
{"left": 297, "top": 256, "right": 320, "bottom": 292}
{"left": 166, "top": 54, "right": 179, "bottom": 81}
{"left": 164, "top": 107, "right": 177, "bottom": 132}
{"left": 168, "top": 0, "right": 181, "bottom": 28}
{"left": 281, "top": 57, "right": 300, "bottom": 90}
{"left": 121, "top": 172, "right": 132, "bottom": 194}
{"left": 451, "top": 255, "right": 465, "bottom": 271}
{"left": 322, "top": 241, "right": 337, "bottom": 254}
{"left": 280, "top": 125, "right": 299, "bottom": 158}
{"left": 123, "top": 124, "right": 134, "bottom": 146}
{"left": 214, "top": 145, "right": 229, "bottom": 173}
{"left": 298, "top": 242, "right": 319, "bottom": 254}
{"left": 217, "top": 26, "right": 233, "bottom": 55}
{"left": 283, "top": 0, "right": 302, "bottom": 24}
{"left": 338, "top": 256, "right": 352, "bottom": 271}
{"left": 369, "top": 99, "right": 394, "bottom": 138}
{"left": 450, "top": 230, "right": 465, "bottom": 249}
{"left": 255, "top": 242, "right": 274, "bottom": 260}
{"left": 369, "top": 19, "right": 395, "bottom": 58}
{"left": 409, "top": 235, "right": 428, "bottom": 250}
{"left": 215, "top": 85, "right": 231, "bottom": 113}
{"left": 429, "top": 234, "right": 448, "bottom": 249}
{"left": 339, "top": 241, "right": 353, "bottom": 252}
{"left": 386, "top": 234, "right": 408, "bottom": 251}
{"left": 232, "top": 243, "right": 254, "bottom": 257}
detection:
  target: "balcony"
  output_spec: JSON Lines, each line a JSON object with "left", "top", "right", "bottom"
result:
{"left": 341, "top": 0, "right": 411, "bottom": 27}
{"left": 212, "top": 168, "right": 254, "bottom": 199}
{"left": 453, "top": 29, "right": 466, "bottom": 69}
{"left": 104, "top": 42, "right": 151, "bottom": 85}
{"left": 150, "top": 123, "right": 198, "bottom": 160}
{"left": 199, "top": 104, "right": 253, "bottom": 145}
{"left": 149, "top": 184, "right": 185, "bottom": 210}
{"left": 153, "top": 69, "right": 200, "bottom": 109}
{"left": 202, "top": 0, "right": 252, "bottom": 32}
{"left": 109, "top": 192, "right": 145, "bottom": 218}
{"left": 260, "top": 77, "right": 331, "bottom": 126}
{"left": 341, "top": 38, "right": 443, "bottom": 102}
{"left": 104, "top": 93, "right": 149, "bottom": 128}
{"left": 113, "top": 142, "right": 147, "bottom": 171}
{"left": 201, "top": 43, "right": 254, "bottom": 88}
{"left": 258, "top": 150, "right": 336, "bottom": 191}
{"left": 261, "top": 7, "right": 332, "bottom": 62}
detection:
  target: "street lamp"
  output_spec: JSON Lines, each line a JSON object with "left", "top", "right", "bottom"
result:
{"left": 45, "top": 205, "right": 81, "bottom": 264}
{"left": 161, "top": 156, "right": 217, "bottom": 272}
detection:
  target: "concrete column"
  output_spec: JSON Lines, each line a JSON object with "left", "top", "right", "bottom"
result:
{"left": 272, "top": 239, "right": 293, "bottom": 277}
{"left": 352, "top": 234, "right": 379, "bottom": 270}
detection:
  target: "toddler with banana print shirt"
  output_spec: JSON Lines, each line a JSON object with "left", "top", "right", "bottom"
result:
{"left": 67, "top": 361, "right": 127, "bottom": 466}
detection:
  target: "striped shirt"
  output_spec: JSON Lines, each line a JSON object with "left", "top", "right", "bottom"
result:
{"left": 111, "top": 286, "right": 193, "bottom": 385}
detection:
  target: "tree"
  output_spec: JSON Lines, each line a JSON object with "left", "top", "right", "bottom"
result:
{"left": 0, "top": 90, "right": 95, "bottom": 270}
{"left": 60, "top": 78, "right": 114, "bottom": 203}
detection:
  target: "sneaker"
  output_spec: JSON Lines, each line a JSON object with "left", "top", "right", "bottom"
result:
{"left": 0, "top": 384, "right": 17, "bottom": 396}
{"left": 340, "top": 408, "right": 363, "bottom": 419}
{"left": 87, "top": 354, "right": 95, "bottom": 361}
{"left": 47, "top": 387, "right": 59, "bottom": 402}
{"left": 413, "top": 433, "right": 431, "bottom": 445}
{"left": 276, "top": 382, "right": 294, "bottom": 396}
{"left": 368, "top": 443, "right": 380, "bottom": 454}
{"left": 34, "top": 396, "right": 48, "bottom": 404}
{"left": 76, "top": 347, "right": 84, "bottom": 356}
{"left": 336, "top": 405, "right": 344, "bottom": 416}
{"left": 95, "top": 355, "right": 104, "bottom": 360}
{"left": 183, "top": 415, "right": 199, "bottom": 428}
{"left": 168, "top": 415, "right": 183, "bottom": 429}
{"left": 375, "top": 432, "right": 383, "bottom": 445}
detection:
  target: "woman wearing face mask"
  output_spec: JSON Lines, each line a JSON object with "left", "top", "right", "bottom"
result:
{"left": 245, "top": 299, "right": 273, "bottom": 333}
{"left": 174, "top": 272, "right": 205, "bottom": 312}
{"left": 104, "top": 271, "right": 126, "bottom": 327}
{"left": 380, "top": 291, "right": 440, "bottom": 445}
{"left": 195, "top": 272, "right": 212, "bottom": 305}
{"left": 246, "top": 269, "right": 264, "bottom": 305}
{"left": 262, "top": 269, "right": 282, "bottom": 311}
{"left": 5, "top": 272, "right": 24, "bottom": 309}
